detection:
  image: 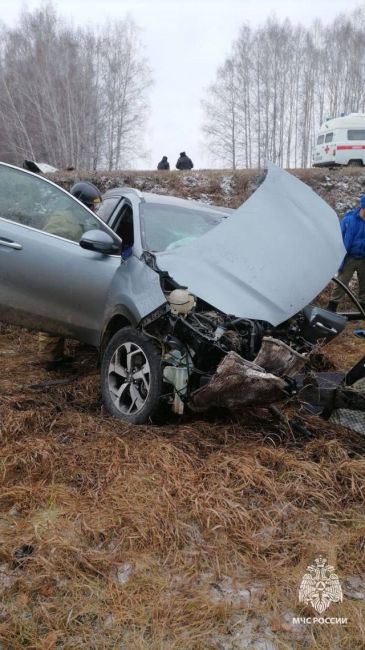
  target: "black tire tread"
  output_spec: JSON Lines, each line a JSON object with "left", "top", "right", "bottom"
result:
{"left": 101, "top": 327, "right": 163, "bottom": 424}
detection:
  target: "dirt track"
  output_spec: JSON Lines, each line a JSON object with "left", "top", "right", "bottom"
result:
{"left": 0, "top": 321, "right": 364, "bottom": 649}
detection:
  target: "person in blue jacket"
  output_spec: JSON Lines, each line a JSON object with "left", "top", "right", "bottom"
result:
{"left": 327, "top": 195, "right": 365, "bottom": 311}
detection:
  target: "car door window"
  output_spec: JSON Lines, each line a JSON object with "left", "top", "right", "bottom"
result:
{"left": 0, "top": 164, "right": 102, "bottom": 242}
{"left": 96, "top": 196, "right": 122, "bottom": 222}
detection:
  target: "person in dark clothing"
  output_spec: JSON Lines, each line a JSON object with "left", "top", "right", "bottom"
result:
{"left": 157, "top": 156, "right": 170, "bottom": 170}
{"left": 70, "top": 181, "right": 102, "bottom": 211}
{"left": 176, "top": 152, "right": 194, "bottom": 170}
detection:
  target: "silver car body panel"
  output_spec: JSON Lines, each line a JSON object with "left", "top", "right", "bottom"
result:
{"left": 0, "top": 218, "right": 166, "bottom": 345}
{"left": 0, "top": 163, "right": 166, "bottom": 345}
{"left": 156, "top": 163, "right": 346, "bottom": 326}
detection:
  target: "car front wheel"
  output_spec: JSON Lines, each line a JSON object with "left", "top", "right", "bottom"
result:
{"left": 101, "top": 327, "right": 163, "bottom": 424}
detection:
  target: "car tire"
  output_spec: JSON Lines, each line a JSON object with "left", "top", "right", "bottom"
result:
{"left": 101, "top": 327, "right": 163, "bottom": 424}
{"left": 347, "top": 159, "right": 363, "bottom": 167}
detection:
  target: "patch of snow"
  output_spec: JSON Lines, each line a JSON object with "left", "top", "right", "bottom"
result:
{"left": 319, "top": 180, "right": 335, "bottom": 190}
{"left": 104, "top": 613, "right": 115, "bottom": 628}
{"left": 116, "top": 562, "right": 134, "bottom": 586}
{"left": 335, "top": 202, "right": 350, "bottom": 214}
{"left": 197, "top": 193, "right": 214, "bottom": 205}
{"left": 210, "top": 617, "right": 278, "bottom": 650}
{"left": 344, "top": 575, "right": 365, "bottom": 600}
{"left": 349, "top": 277, "right": 358, "bottom": 292}
{"left": 0, "top": 564, "right": 14, "bottom": 590}
{"left": 280, "top": 611, "right": 312, "bottom": 641}
{"left": 220, "top": 176, "right": 235, "bottom": 198}
{"left": 210, "top": 576, "right": 264, "bottom": 606}
{"left": 132, "top": 177, "right": 146, "bottom": 187}
{"left": 148, "top": 186, "right": 170, "bottom": 195}
{"left": 180, "top": 175, "right": 205, "bottom": 188}
{"left": 252, "top": 525, "right": 278, "bottom": 544}
{"left": 101, "top": 176, "right": 128, "bottom": 191}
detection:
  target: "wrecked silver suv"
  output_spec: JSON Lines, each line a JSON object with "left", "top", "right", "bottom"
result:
{"left": 0, "top": 162, "right": 348, "bottom": 423}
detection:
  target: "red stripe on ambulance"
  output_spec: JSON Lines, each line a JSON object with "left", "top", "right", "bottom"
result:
{"left": 336, "top": 145, "right": 365, "bottom": 150}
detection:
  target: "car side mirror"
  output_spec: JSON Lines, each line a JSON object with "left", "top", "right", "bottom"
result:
{"left": 80, "top": 229, "right": 121, "bottom": 255}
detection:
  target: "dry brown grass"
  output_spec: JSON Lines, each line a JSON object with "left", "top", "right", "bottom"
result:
{"left": 49, "top": 165, "right": 363, "bottom": 209}
{"left": 50, "top": 169, "right": 261, "bottom": 208}
{"left": 0, "top": 320, "right": 364, "bottom": 649}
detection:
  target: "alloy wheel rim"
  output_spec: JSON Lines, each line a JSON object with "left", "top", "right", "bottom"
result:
{"left": 108, "top": 342, "right": 151, "bottom": 415}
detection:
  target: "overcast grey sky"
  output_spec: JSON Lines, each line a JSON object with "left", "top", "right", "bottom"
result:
{"left": 0, "top": 0, "right": 363, "bottom": 169}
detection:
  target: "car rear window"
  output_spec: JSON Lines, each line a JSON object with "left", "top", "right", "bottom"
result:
{"left": 317, "top": 135, "right": 324, "bottom": 144}
{"left": 347, "top": 129, "right": 365, "bottom": 140}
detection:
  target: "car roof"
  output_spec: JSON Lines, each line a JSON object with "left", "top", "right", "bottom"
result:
{"left": 102, "top": 187, "right": 234, "bottom": 215}
{"left": 319, "top": 113, "right": 365, "bottom": 131}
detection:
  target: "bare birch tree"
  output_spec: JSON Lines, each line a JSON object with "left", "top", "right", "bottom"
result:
{"left": 202, "top": 58, "right": 241, "bottom": 169}
{"left": 0, "top": 5, "right": 152, "bottom": 170}
{"left": 202, "top": 7, "right": 365, "bottom": 169}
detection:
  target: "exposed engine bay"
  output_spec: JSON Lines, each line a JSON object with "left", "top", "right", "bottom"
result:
{"left": 142, "top": 286, "right": 349, "bottom": 415}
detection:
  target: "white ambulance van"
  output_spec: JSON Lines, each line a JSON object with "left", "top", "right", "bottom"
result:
{"left": 312, "top": 113, "right": 365, "bottom": 167}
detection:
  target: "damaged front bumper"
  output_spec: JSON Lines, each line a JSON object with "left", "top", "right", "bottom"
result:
{"left": 155, "top": 305, "right": 365, "bottom": 434}
{"left": 188, "top": 342, "right": 365, "bottom": 435}
{"left": 189, "top": 338, "right": 305, "bottom": 411}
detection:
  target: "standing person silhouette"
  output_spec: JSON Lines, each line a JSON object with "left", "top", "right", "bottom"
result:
{"left": 176, "top": 152, "right": 193, "bottom": 170}
{"left": 157, "top": 156, "right": 170, "bottom": 170}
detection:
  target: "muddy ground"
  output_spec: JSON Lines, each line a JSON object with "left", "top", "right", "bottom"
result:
{"left": 1, "top": 169, "right": 365, "bottom": 649}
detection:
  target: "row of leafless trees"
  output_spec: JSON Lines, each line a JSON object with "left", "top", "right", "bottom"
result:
{"left": 202, "top": 9, "right": 365, "bottom": 168}
{"left": 0, "top": 6, "right": 152, "bottom": 170}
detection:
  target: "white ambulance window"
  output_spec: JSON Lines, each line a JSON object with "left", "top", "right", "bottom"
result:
{"left": 348, "top": 129, "right": 365, "bottom": 140}
{"left": 325, "top": 132, "right": 333, "bottom": 143}
{"left": 317, "top": 135, "right": 324, "bottom": 144}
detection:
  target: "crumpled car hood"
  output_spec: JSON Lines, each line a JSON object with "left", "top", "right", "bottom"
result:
{"left": 156, "top": 163, "right": 346, "bottom": 326}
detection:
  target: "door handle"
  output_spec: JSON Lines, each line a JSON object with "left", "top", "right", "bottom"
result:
{"left": 0, "top": 238, "right": 23, "bottom": 250}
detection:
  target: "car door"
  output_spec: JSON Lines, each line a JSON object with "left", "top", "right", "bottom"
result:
{"left": 0, "top": 163, "right": 123, "bottom": 346}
